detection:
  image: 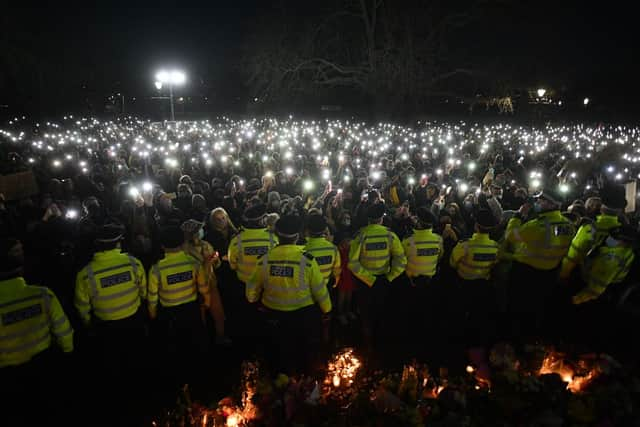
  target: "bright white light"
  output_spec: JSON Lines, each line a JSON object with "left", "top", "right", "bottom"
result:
{"left": 154, "top": 81, "right": 163, "bottom": 90}
{"left": 583, "top": 97, "right": 590, "bottom": 106}
{"left": 65, "top": 209, "right": 78, "bottom": 220}
{"left": 265, "top": 171, "right": 273, "bottom": 178}
{"left": 537, "top": 88, "right": 546, "bottom": 98}
{"left": 436, "top": 168, "right": 443, "bottom": 175}
{"left": 531, "top": 179, "right": 541, "bottom": 189}
{"left": 468, "top": 162, "right": 476, "bottom": 171}
{"left": 129, "top": 187, "right": 140, "bottom": 198}
{"left": 408, "top": 177, "right": 415, "bottom": 185}
{"left": 155, "top": 70, "right": 186, "bottom": 85}
{"left": 607, "top": 166, "right": 614, "bottom": 173}
{"left": 142, "top": 182, "right": 153, "bottom": 192}
{"left": 460, "top": 183, "right": 469, "bottom": 193}
{"left": 53, "top": 160, "right": 61, "bottom": 167}
{"left": 285, "top": 167, "right": 294, "bottom": 175}
{"left": 371, "top": 171, "right": 381, "bottom": 180}
{"left": 303, "top": 180, "right": 314, "bottom": 191}
{"left": 615, "top": 173, "right": 622, "bottom": 180}
{"left": 343, "top": 175, "right": 350, "bottom": 182}
{"left": 559, "top": 184, "right": 569, "bottom": 193}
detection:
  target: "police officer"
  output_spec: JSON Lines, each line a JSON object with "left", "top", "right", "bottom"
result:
{"left": 148, "top": 226, "right": 210, "bottom": 385}
{"left": 1, "top": 238, "right": 74, "bottom": 423}
{"left": 227, "top": 203, "right": 278, "bottom": 343}
{"left": 450, "top": 210, "right": 500, "bottom": 365}
{"left": 503, "top": 187, "right": 575, "bottom": 340}
{"left": 560, "top": 183, "right": 627, "bottom": 284}
{"left": 304, "top": 214, "right": 341, "bottom": 288}
{"left": 403, "top": 207, "right": 443, "bottom": 285}
{"left": 571, "top": 224, "right": 637, "bottom": 348}
{"left": 247, "top": 215, "right": 331, "bottom": 374}
{"left": 348, "top": 203, "right": 407, "bottom": 359}
{"left": 400, "top": 207, "right": 442, "bottom": 360}
{"left": 75, "top": 223, "right": 146, "bottom": 345}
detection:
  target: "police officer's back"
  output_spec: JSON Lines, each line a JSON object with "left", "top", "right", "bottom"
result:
{"left": 228, "top": 204, "right": 278, "bottom": 285}
{"left": 304, "top": 214, "right": 341, "bottom": 288}
{"left": 1, "top": 238, "right": 74, "bottom": 425}
{"left": 247, "top": 215, "right": 331, "bottom": 373}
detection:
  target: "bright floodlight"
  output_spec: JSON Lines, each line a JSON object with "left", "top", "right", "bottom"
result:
{"left": 583, "top": 97, "right": 590, "bottom": 106}
{"left": 156, "top": 69, "right": 186, "bottom": 85}
{"left": 537, "top": 88, "right": 546, "bottom": 98}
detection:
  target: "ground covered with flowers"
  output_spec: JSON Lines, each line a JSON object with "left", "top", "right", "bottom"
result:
{"left": 155, "top": 344, "right": 640, "bottom": 427}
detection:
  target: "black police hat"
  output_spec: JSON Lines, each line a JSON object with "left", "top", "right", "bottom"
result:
{"left": 275, "top": 215, "right": 302, "bottom": 238}
{"left": 601, "top": 183, "right": 627, "bottom": 210}
{"left": 476, "top": 209, "right": 497, "bottom": 228}
{"left": 95, "top": 223, "right": 125, "bottom": 243}
{"left": 244, "top": 203, "right": 267, "bottom": 221}
{"left": 416, "top": 207, "right": 436, "bottom": 227}
{"left": 367, "top": 203, "right": 386, "bottom": 220}
{"left": 160, "top": 225, "right": 184, "bottom": 248}
{"left": 306, "top": 214, "right": 327, "bottom": 234}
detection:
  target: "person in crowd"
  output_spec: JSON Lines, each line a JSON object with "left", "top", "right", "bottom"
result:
{"left": 247, "top": 215, "right": 331, "bottom": 374}
{"left": 181, "top": 219, "right": 228, "bottom": 344}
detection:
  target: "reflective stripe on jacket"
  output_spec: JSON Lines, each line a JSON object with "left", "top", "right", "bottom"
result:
{"left": 75, "top": 249, "right": 146, "bottom": 323}
{"left": 1, "top": 277, "right": 73, "bottom": 367}
{"left": 348, "top": 224, "right": 407, "bottom": 287}
{"left": 304, "top": 237, "right": 341, "bottom": 286}
{"left": 148, "top": 251, "right": 209, "bottom": 308}
{"left": 505, "top": 210, "right": 575, "bottom": 270}
{"left": 246, "top": 245, "right": 331, "bottom": 313}
{"left": 450, "top": 233, "right": 500, "bottom": 281}
{"left": 228, "top": 228, "right": 278, "bottom": 283}
{"left": 402, "top": 229, "right": 443, "bottom": 278}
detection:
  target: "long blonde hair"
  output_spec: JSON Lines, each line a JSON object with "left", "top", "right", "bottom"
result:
{"left": 210, "top": 207, "right": 238, "bottom": 236}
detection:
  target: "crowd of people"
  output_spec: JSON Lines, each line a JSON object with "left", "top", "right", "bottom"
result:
{"left": 1, "top": 116, "right": 639, "bottom": 424}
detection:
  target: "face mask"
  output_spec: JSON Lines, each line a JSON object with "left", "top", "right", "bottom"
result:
{"left": 198, "top": 229, "right": 205, "bottom": 240}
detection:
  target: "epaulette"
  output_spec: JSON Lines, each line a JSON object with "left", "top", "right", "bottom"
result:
{"left": 303, "top": 251, "right": 315, "bottom": 260}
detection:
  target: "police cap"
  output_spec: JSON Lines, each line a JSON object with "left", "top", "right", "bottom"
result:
{"left": 476, "top": 209, "right": 497, "bottom": 228}
{"left": 416, "top": 207, "right": 435, "bottom": 227}
{"left": 160, "top": 225, "right": 184, "bottom": 248}
{"left": 306, "top": 214, "right": 327, "bottom": 235}
{"left": 244, "top": 203, "right": 267, "bottom": 221}
{"left": 367, "top": 203, "right": 386, "bottom": 220}
{"left": 95, "top": 223, "right": 125, "bottom": 243}
{"left": 275, "top": 214, "right": 302, "bottom": 238}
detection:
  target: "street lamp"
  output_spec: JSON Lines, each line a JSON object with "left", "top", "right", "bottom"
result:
{"left": 155, "top": 69, "right": 186, "bottom": 121}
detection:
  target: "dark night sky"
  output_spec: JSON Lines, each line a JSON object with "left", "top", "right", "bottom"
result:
{"left": 5, "top": 1, "right": 640, "bottom": 111}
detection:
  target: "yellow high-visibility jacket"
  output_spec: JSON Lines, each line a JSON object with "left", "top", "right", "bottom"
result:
{"left": 348, "top": 224, "right": 407, "bottom": 287}
{"left": 450, "top": 233, "right": 500, "bottom": 280}
{"left": 559, "top": 214, "right": 621, "bottom": 279}
{"left": 573, "top": 243, "right": 635, "bottom": 304}
{"left": 304, "top": 237, "right": 341, "bottom": 287}
{"left": 504, "top": 210, "right": 575, "bottom": 270}
{"left": 148, "top": 251, "right": 209, "bottom": 315}
{"left": 1, "top": 277, "right": 73, "bottom": 367}
{"left": 75, "top": 249, "right": 146, "bottom": 324}
{"left": 246, "top": 245, "right": 331, "bottom": 313}
{"left": 228, "top": 227, "right": 278, "bottom": 283}
{"left": 402, "top": 228, "right": 443, "bottom": 278}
